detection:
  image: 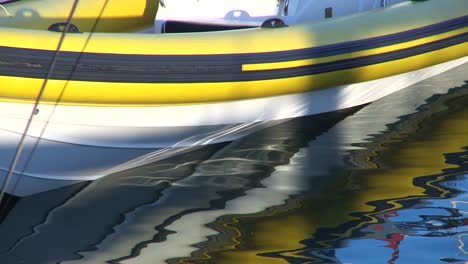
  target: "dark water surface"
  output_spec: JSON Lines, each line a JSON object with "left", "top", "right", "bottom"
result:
{"left": 0, "top": 63, "right": 467, "bottom": 264}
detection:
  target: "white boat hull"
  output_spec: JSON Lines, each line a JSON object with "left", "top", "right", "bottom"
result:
{"left": 1, "top": 56, "right": 467, "bottom": 196}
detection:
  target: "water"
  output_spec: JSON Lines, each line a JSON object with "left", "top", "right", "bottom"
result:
{"left": 0, "top": 63, "right": 467, "bottom": 264}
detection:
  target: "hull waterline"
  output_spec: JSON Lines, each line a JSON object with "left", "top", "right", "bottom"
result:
{"left": 1, "top": 56, "right": 467, "bottom": 196}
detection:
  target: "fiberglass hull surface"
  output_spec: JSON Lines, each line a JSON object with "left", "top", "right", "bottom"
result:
{"left": 0, "top": 57, "right": 466, "bottom": 195}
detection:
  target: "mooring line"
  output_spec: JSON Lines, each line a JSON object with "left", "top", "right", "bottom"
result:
{"left": 0, "top": 0, "right": 81, "bottom": 203}
{"left": 6, "top": 0, "right": 112, "bottom": 197}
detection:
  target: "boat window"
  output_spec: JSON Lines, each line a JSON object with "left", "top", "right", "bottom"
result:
{"left": 161, "top": 20, "right": 255, "bottom": 33}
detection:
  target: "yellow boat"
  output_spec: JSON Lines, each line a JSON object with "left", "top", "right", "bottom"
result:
{"left": 0, "top": 54, "right": 466, "bottom": 264}
{"left": 0, "top": 0, "right": 466, "bottom": 196}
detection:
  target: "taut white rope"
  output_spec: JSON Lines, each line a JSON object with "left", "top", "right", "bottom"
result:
{"left": 0, "top": 0, "right": 81, "bottom": 203}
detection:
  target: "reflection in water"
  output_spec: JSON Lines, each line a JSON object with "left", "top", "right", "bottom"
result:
{"left": 181, "top": 70, "right": 468, "bottom": 263}
{"left": 0, "top": 103, "right": 356, "bottom": 264}
{"left": 0, "top": 63, "right": 467, "bottom": 264}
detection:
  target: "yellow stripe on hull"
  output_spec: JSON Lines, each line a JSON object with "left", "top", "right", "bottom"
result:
{"left": 0, "top": 42, "right": 466, "bottom": 106}
{"left": 242, "top": 28, "right": 468, "bottom": 71}
{"left": 0, "top": 0, "right": 466, "bottom": 106}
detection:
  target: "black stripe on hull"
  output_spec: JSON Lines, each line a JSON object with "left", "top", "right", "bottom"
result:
{"left": 0, "top": 16, "right": 467, "bottom": 83}
{"left": 242, "top": 32, "right": 468, "bottom": 82}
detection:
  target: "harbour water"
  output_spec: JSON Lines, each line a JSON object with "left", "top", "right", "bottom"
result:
{"left": 0, "top": 63, "right": 467, "bottom": 264}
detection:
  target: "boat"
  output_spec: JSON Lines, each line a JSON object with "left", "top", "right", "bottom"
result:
{"left": 0, "top": 0, "right": 467, "bottom": 196}
{"left": 1, "top": 62, "right": 466, "bottom": 263}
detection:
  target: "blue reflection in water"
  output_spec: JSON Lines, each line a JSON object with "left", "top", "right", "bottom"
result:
{"left": 335, "top": 173, "right": 468, "bottom": 264}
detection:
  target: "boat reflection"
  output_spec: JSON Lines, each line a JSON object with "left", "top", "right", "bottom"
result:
{"left": 0, "top": 100, "right": 355, "bottom": 263}
{"left": 0, "top": 63, "right": 466, "bottom": 264}
{"left": 177, "top": 66, "right": 468, "bottom": 264}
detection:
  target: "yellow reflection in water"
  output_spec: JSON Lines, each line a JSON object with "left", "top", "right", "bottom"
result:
{"left": 180, "top": 89, "right": 468, "bottom": 264}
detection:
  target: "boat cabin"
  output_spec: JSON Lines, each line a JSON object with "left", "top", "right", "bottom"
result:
{"left": 149, "top": 0, "right": 409, "bottom": 33}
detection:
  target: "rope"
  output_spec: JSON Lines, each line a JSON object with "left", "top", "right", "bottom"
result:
{"left": 0, "top": 0, "right": 81, "bottom": 203}
{"left": 0, "top": 4, "right": 12, "bottom": 17}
